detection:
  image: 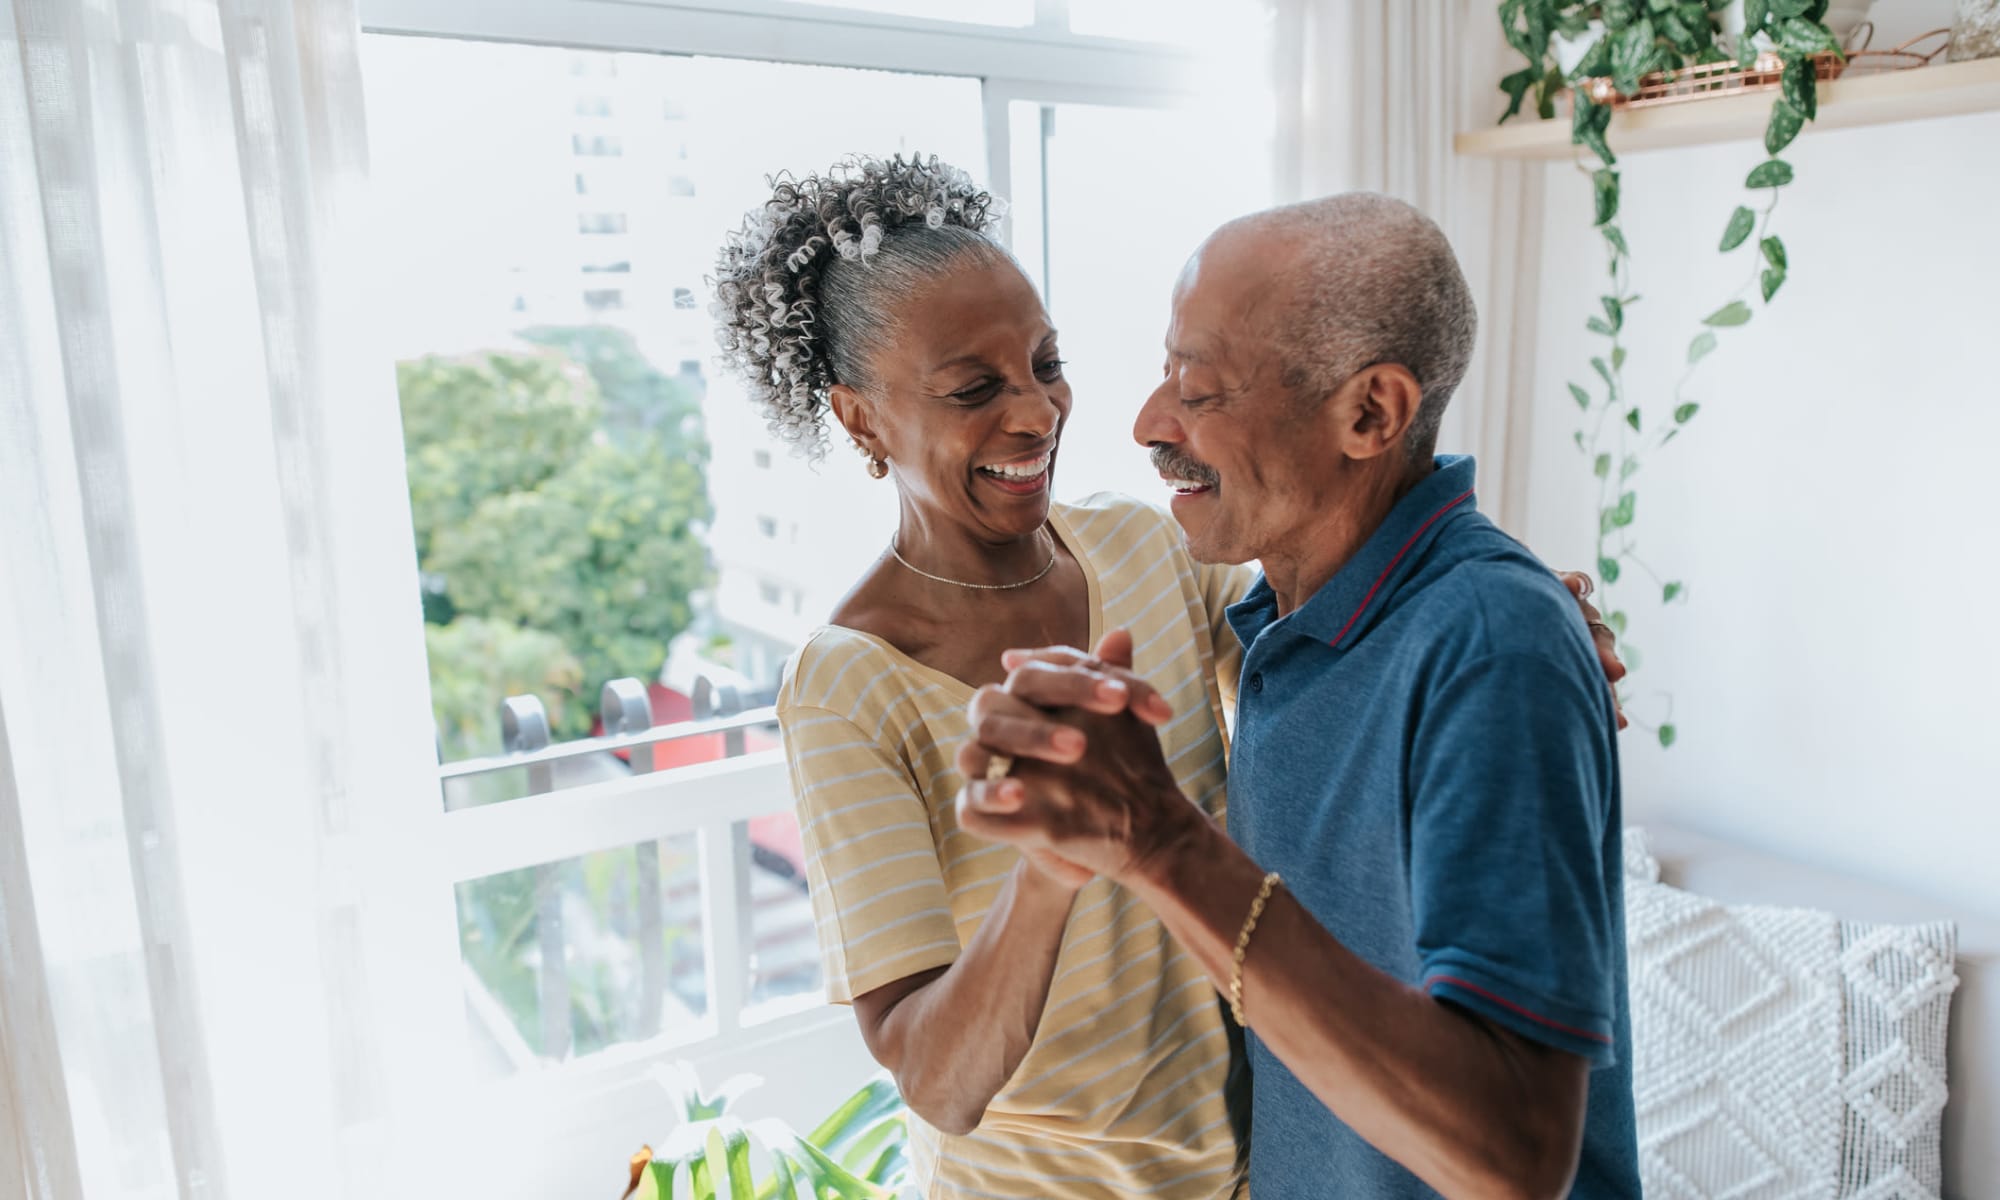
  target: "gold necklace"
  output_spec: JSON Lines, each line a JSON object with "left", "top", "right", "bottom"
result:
{"left": 889, "top": 528, "right": 1058, "bottom": 591}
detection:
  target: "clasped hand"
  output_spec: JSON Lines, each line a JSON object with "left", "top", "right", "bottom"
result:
{"left": 954, "top": 629, "right": 1209, "bottom": 889}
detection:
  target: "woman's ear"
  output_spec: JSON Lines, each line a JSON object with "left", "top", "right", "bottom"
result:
{"left": 1333, "top": 363, "right": 1422, "bottom": 462}
{"left": 828, "top": 383, "right": 881, "bottom": 459}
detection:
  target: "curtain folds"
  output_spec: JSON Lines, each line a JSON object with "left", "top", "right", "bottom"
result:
{"left": 1269, "top": 0, "right": 1546, "bottom": 531}
{"left": 0, "top": 4, "right": 452, "bottom": 1198}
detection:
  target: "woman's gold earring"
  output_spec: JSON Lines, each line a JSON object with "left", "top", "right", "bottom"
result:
{"left": 851, "top": 437, "right": 887, "bottom": 480}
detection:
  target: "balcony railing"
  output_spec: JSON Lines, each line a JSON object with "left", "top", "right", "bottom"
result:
{"left": 434, "top": 679, "right": 820, "bottom": 1075}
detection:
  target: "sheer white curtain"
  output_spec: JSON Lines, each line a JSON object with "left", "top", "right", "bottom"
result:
{"left": 0, "top": 3, "right": 454, "bottom": 1198}
{"left": 1268, "top": 0, "right": 1546, "bottom": 531}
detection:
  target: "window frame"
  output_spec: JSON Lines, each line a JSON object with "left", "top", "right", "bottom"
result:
{"left": 354, "top": 0, "right": 1210, "bottom": 1185}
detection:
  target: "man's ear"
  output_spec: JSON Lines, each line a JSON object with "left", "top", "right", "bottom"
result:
{"left": 828, "top": 383, "right": 882, "bottom": 460}
{"left": 1332, "top": 364, "right": 1422, "bottom": 462}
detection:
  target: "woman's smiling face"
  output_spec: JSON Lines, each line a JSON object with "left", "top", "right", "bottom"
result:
{"left": 833, "top": 255, "right": 1071, "bottom": 545}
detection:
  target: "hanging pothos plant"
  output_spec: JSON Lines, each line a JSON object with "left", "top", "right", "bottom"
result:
{"left": 1496, "top": 0, "right": 1843, "bottom": 748}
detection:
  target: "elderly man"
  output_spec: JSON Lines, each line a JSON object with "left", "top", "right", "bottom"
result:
{"left": 956, "top": 193, "right": 1639, "bottom": 1199}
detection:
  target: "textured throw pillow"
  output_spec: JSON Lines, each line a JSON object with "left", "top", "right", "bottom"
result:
{"left": 1621, "top": 829, "right": 1959, "bottom": 1200}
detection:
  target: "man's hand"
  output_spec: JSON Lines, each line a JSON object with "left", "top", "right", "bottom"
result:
{"left": 955, "top": 630, "right": 1206, "bottom": 885}
{"left": 1558, "top": 571, "right": 1629, "bottom": 730}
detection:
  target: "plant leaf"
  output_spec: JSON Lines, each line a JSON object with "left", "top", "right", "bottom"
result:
{"left": 1603, "top": 224, "right": 1630, "bottom": 256}
{"left": 1626, "top": 408, "right": 1642, "bottom": 432}
{"left": 1592, "top": 167, "right": 1621, "bottom": 226}
{"left": 1607, "top": 609, "right": 1629, "bottom": 635}
{"left": 1587, "top": 315, "right": 1614, "bottom": 335}
{"left": 1613, "top": 491, "right": 1637, "bottom": 527}
{"left": 1765, "top": 98, "right": 1805, "bottom": 153}
{"left": 1663, "top": 581, "right": 1684, "bottom": 602}
{"left": 1704, "top": 300, "right": 1753, "bottom": 327}
{"left": 1598, "top": 556, "right": 1623, "bottom": 584}
{"left": 1719, "top": 205, "right": 1756, "bottom": 251}
{"left": 1770, "top": 0, "right": 1811, "bottom": 17}
{"left": 1741, "top": 0, "right": 1771, "bottom": 62}
{"left": 1782, "top": 53, "right": 1819, "bottom": 119}
{"left": 1499, "top": 66, "right": 1538, "bottom": 122}
{"left": 808, "top": 1078, "right": 905, "bottom": 1154}
{"left": 1592, "top": 357, "right": 1616, "bottom": 390}
{"left": 1569, "top": 382, "right": 1591, "bottom": 410}
{"left": 1613, "top": 346, "right": 1627, "bottom": 371}
{"left": 1619, "top": 456, "right": 1640, "bottom": 480}
{"left": 1675, "top": 402, "right": 1701, "bottom": 423}
{"left": 1761, "top": 235, "right": 1787, "bottom": 270}
{"left": 1762, "top": 267, "right": 1786, "bottom": 301}
{"left": 1688, "top": 331, "right": 1718, "bottom": 363}
{"left": 1778, "top": 14, "right": 1841, "bottom": 55}
{"left": 1574, "top": 97, "right": 1615, "bottom": 165}
{"left": 1658, "top": 723, "right": 1678, "bottom": 748}
{"left": 1594, "top": 453, "right": 1612, "bottom": 479}
{"left": 1574, "top": 430, "right": 1586, "bottom": 450}
{"left": 1602, "top": 295, "right": 1624, "bottom": 332}
{"left": 1611, "top": 17, "right": 1657, "bottom": 94}
{"left": 642, "top": 1158, "right": 677, "bottom": 1200}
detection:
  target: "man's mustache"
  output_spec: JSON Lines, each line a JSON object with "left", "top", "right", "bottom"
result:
{"left": 1150, "top": 445, "right": 1220, "bottom": 487}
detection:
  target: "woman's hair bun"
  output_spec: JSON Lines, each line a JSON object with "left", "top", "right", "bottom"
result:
{"left": 711, "top": 154, "right": 1005, "bottom": 459}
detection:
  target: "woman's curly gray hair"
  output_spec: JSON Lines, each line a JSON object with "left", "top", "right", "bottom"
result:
{"left": 710, "top": 154, "right": 1009, "bottom": 459}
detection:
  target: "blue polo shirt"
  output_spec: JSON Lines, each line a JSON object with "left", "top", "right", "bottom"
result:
{"left": 1225, "top": 455, "right": 1639, "bottom": 1198}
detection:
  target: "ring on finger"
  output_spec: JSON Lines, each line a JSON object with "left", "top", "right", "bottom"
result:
{"left": 985, "top": 754, "right": 1015, "bottom": 781}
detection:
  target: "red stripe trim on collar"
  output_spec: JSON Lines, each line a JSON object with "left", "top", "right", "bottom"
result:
{"left": 1325, "top": 488, "right": 1476, "bottom": 648}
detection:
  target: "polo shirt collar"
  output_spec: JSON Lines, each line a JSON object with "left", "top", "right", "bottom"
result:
{"left": 1235, "top": 455, "right": 1480, "bottom": 651}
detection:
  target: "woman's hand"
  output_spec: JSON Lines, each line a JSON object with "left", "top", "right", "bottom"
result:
{"left": 1558, "top": 571, "right": 1628, "bottom": 730}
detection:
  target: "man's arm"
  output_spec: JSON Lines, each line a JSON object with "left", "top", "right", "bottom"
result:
{"left": 1128, "top": 818, "right": 1589, "bottom": 1200}
{"left": 955, "top": 634, "right": 1613, "bottom": 1200}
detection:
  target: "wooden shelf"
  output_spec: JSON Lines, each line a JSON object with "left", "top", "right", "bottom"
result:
{"left": 1454, "top": 56, "right": 2000, "bottom": 159}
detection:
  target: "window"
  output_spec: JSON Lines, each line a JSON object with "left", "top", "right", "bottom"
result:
{"left": 356, "top": 7, "right": 1265, "bottom": 1189}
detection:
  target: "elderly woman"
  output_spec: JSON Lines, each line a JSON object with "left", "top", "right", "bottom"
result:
{"left": 713, "top": 155, "right": 1249, "bottom": 1200}
{"left": 710, "top": 155, "right": 1621, "bottom": 1200}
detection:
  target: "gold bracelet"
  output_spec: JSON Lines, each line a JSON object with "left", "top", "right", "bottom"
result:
{"left": 1229, "top": 871, "right": 1282, "bottom": 1028}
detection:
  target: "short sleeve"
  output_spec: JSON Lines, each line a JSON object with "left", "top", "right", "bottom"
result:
{"left": 1407, "top": 653, "right": 1621, "bottom": 1065}
{"left": 782, "top": 704, "right": 961, "bottom": 1004}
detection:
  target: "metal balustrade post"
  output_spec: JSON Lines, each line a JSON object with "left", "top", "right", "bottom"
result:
{"left": 501, "top": 694, "right": 566, "bottom": 1061}
{"left": 601, "top": 678, "right": 667, "bottom": 1038}
{"left": 700, "top": 680, "right": 756, "bottom": 1035}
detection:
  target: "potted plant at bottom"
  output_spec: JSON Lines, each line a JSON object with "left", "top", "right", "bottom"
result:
{"left": 622, "top": 1063, "right": 910, "bottom": 1200}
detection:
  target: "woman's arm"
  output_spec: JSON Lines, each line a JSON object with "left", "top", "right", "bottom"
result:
{"left": 851, "top": 861, "right": 1081, "bottom": 1134}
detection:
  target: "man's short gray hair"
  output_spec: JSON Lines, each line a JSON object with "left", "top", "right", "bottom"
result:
{"left": 1256, "top": 193, "right": 1476, "bottom": 459}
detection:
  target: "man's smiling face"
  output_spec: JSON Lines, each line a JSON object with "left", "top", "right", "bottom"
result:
{"left": 1134, "top": 223, "right": 1338, "bottom": 566}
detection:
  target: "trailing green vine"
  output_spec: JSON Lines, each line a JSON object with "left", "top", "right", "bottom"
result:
{"left": 1497, "top": 0, "right": 1843, "bottom": 747}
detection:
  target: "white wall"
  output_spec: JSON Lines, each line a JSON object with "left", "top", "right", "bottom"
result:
{"left": 1514, "top": 104, "right": 2000, "bottom": 920}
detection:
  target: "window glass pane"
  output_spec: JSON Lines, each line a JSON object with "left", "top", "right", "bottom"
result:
{"left": 457, "top": 834, "right": 705, "bottom": 1074}
{"left": 367, "top": 34, "right": 968, "bottom": 1073}
{"left": 361, "top": 35, "right": 981, "bottom": 767}
{"left": 1010, "top": 99, "right": 1274, "bottom": 503}
{"left": 741, "top": 814, "right": 822, "bottom": 1013}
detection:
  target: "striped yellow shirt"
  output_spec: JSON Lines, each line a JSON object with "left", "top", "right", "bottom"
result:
{"left": 779, "top": 494, "right": 1255, "bottom": 1200}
